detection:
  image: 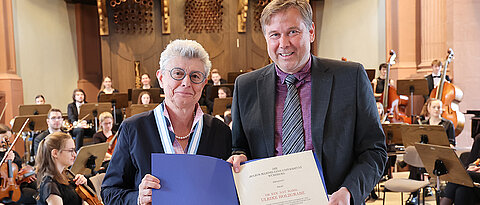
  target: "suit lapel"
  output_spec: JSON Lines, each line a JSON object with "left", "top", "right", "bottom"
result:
{"left": 310, "top": 57, "right": 333, "bottom": 164}
{"left": 257, "top": 66, "right": 276, "bottom": 156}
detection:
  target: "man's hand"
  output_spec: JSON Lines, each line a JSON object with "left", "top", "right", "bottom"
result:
{"left": 328, "top": 187, "right": 351, "bottom": 205}
{"left": 138, "top": 174, "right": 161, "bottom": 205}
{"left": 226, "top": 154, "right": 247, "bottom": 173}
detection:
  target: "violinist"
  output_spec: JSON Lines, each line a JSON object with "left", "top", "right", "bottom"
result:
{"left": 92, "top": 112, "right": 117, "bottom": 161}
{"left": 35, "top": 132, "right": 88, "bottom": 205}
{"left": 0, "top": 124, "right": 37, "bottom": 205}
{"left": 67, "top": 89, "right": 93, "bottom": 151}
{"left": 33, "top": 109, "right": 64, "bottom": 156}
{"left": 372, "top": 63, "right": 395, "bottom": 101}
{"left": 440, "top": 134, "right": 480, "bottom": 204}
{"left": 425, "top": 60, "right": 451, "bottom": 101}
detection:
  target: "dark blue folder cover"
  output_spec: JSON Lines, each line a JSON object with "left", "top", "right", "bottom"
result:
{"left": 151, "top": 154, "right": 239, "bottom": 205}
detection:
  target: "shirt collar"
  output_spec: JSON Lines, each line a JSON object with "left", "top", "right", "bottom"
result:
{"left": 162, "top": 103, "right": 204, "bottom": 134}
{"left": 275, "top": 55, "right": 312, "bottom": 84}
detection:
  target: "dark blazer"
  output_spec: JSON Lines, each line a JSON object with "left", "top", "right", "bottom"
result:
{"left": 101, "top": 108, "right": 232, "bottom": 204}
{"left": 231, "top": 56, "right": 387, "bottom": 204}
{"left": 67, "top": 102, "right": 79, "bottom": 122}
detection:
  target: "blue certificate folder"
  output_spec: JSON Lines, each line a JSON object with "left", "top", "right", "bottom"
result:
{"left": 151, "top": 152, "right": 327, "bottom": 205}
{"left": 151, "top": 154, "right": 239, "bottom": 205}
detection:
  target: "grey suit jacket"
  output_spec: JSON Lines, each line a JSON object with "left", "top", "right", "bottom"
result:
{"left": 232, "top": 56, "right": 387, "bottom": 204}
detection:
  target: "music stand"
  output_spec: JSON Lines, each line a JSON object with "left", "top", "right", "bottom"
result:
{"left": 18, "top": 104, "right": 52, "bottom": 116}
{"left": 71, "top": 142, "right": 109, "bottom": 176}
{"left": 397, "top": 79, "right": 429, "bottom": 122}
{"left": 401, "top": 124, "right": 450, "bottom": 148}
{"left": 212, "top": 97, "right": 233, "bottom": 116}
{"left": 414, "top": 143, "right": 475, "bottom": 203}
{"left": 382, "top": 123, "right": 404, "bottom": 146}
{"left": 12, "top": 115, "right": 48, "bottom": 133}
{"left": 127, "top": 104, "right": 159, "bottom": 118}
{"left": 98, "top": 93, "right": 128, "bottom": 125}
{"left": 79, "top": 103, "right": 112, "bottom": 131}
{"left": 131, "top": 88, "right": 163, "bottom": 104}
{"left": 208, "top": 84, "right": 234, "bottom": 101}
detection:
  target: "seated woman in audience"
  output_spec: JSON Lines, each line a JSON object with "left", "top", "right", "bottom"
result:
{"left": 137, "top": 91, "right": 151, "bottom": 105}
{"left": 0, "top": 124, "right": 37, "bottom": 205}
{"left": 36, "top": 132, "right": 88, "bottom": 205}
{"left": 93, "top": 112, "right": 117, "bottom": 161}
{"left": 217, "top": 87, "right": 231, "bottom": 99}
{"left": 440, "top": 134, "right": 480, "bottom": 205}
{"left": 35, "top": 95, "right": 45, "bottom": 104}
{"left": 141, "top": 73, "right": 152, "bottom": 89}
{"left": 97, "top": 76, "right": 119, "bottom": 101}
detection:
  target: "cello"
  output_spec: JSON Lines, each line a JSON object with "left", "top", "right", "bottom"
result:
{"left": 430, "top": 49, "right": 465, "bottom": 136}
{"left": 380, "top": 50, "right": 411, "bottom": 124}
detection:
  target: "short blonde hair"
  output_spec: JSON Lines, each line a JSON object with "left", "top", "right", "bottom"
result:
{"left": 260, "top": 0, "right": 313, "bottom": 34}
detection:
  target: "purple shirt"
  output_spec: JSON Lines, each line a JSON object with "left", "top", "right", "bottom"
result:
{"left": 274, "top": 58, "right": 313, "bottom": 156}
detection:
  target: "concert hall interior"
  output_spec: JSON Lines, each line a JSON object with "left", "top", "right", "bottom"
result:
{"left": 0, "top": 0, "right": 480, "bottom": 204}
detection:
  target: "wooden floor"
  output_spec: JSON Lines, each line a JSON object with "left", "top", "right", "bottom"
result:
{"left": 366, "top": 172, "right": 437, "bottom": 205}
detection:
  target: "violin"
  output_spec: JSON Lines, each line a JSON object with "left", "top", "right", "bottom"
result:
{"left": 380, "top": 50, "right": 411, "bottom": 124}
{"left": 430, "top": 49, "right": 465, "bottom": 136}
{"left": 66, "top": 169, "right": 103, "bottom": 205}
{"left": 16, "top": 165, "right": 36, "bottom": 185}
{"left": 0, "top": 119, "right": 29, "bottom": 202}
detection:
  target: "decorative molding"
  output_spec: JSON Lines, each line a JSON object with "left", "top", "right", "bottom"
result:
{"left": 237, "top": 0, "right": 248, "bottom": 33}
{"left": 161, "top": 0, "right": 170, "bottom": 34}
{"left": 97, "top": 0, "right": 109, "bottom": 35}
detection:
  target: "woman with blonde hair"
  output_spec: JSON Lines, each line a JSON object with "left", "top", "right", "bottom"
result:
{"left": 93, "top": 112, "right": 117, "bottom": 160}
{"left": 97, "top": 76, "right": 119, "bottom": 101}
{"left": 36, "top": 132, "right": 88, "bottom": 205}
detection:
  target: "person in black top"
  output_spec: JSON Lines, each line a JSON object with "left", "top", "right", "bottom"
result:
{"left": 35, "top": 132, "right": 88, "bottom": 205}
{"left": 67, "top": 89, "right": 94, "bottom": 151}
{"left": 141, "top": 73, "right": 153, "bottom": 89}
{"left": 424, "top": 59, "right": 451, "bottom": 102}
{"left": 97, "top": 76, "right": 119, "bottom": 101}
{"left": 0, "top": 124, "right": 37, "bottom": 205}
{"left": 440, "top": 134, "right": 480, "bottom": 205}
{"left": 33, "top": 108, "right": 64, "bottom": 156}
{"left": 372, "top": 63, "right": 394, "bottom": 101}
{"left": 419, "top": 98, "right": 455, "bottom": 146}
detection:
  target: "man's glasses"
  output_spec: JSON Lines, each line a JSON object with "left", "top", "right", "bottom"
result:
{"left": 169, "top": 67, "right": 206, "bottom": 84}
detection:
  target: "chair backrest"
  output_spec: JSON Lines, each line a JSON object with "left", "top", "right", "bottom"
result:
{"left": 404, "top": 146, "right": 424, "bottom": 168}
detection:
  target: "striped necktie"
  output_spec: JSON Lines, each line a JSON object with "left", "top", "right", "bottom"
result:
{"left": 282, "top": 74, "right": 305, "bottom": 155}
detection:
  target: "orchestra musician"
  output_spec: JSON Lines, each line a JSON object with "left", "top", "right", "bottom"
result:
{"left": 67, "top": 89, "right": 93, "bottom": 151}
{"left": 35, "top": 95, "right": 45, "bottom": 105}
{"left": 101, "top": 39, "right": 232, "bottom": 205}
{"left": 92, "top": 112, "right": 116, "bottom": 161}
{"left": 371, "top": 63, "right": 395, "bottom": 101}
{"left": 207, "top": 69, "right": 226, "bottom": 85}
{"left": 0, "top": 124, "right": 37, "bottom": 205}
{"left": 141, "top": 73, "right": 152, "bottom": 89}
{"left": 137, "top": 91, "right": 151, "bottom": 105}
{"left": 35, "top": 132, "right": 88, "bottom": 205}
{"left": 440, "top": 134, "right": 480, "bottom": 204}
{"left": 425, "top": 59, "right": 451, "bottom": 102}
{"left": 33, "top": 109, "right": 65, "bottom": 155}
{"left": 217, "top": 87, "right": 231, "bottom": 99}
{"left": 406, "top": 98, "right": 455, "bottom": 204}
{"left": 97, "top": 76, "right": 119, "bottom": 101}
{"left": 228, "top": 0, "right": 387, "bottom": 204}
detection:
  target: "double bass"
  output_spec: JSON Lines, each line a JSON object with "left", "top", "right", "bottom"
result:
{"left": 380, "top": 50, "right": 411, "bottom": 124}
{"left": 430, "top": 49, "right": 465, "bottom": 136}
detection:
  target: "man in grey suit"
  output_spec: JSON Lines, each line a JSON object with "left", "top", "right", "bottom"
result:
{"left": 227, "top": 0, "right": 387, "bottom": 204}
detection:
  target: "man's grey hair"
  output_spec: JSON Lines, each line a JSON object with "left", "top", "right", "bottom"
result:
{"left": 159, "top": 39, "right": 212, "bottom": 74}
{"left": 260, "top": 0, "right": 313, "bottom": 34}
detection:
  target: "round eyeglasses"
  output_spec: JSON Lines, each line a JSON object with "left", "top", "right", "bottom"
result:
{"left": 169, "top": 67, "right": 206, "bottom": 84}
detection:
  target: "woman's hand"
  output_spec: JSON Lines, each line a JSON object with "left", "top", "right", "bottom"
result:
{"left": 73, "top": 174, "right": 87, "bottom": 185}
{"left": 138, "top": 174, "right": 161, "bottom": 205}
{"left": 5, "top": 151, "right": 14, "bottom": 161}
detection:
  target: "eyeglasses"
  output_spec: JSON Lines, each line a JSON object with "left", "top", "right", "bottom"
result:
{"left": 61, "top": 148, "right": 76, "bottom": 155}
{"left": 168, "top": 67, "right": 206, "bottom": 84}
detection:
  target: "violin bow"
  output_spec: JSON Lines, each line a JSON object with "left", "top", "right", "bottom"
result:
{"left": 0, "top": 118, "right": 29, "bottom": 166}
{"left": 0, "top": 103, "right": 7, "bottom": 122}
